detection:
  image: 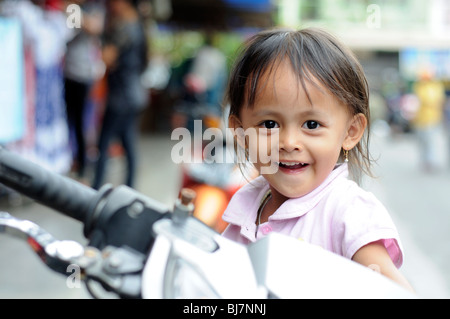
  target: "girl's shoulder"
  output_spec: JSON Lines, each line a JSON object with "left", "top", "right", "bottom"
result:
{"left": 325, "top": 176, "right": 395, "bottom": 241}
{"left": 326, "top": 179, "right": 403, "bottom": 267}
{"left": 330, "top": 177, "right": 386, "bottom": 212}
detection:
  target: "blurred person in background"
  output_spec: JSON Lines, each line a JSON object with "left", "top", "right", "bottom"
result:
{"left": 64, "top": 0, "right": 105, "bottom": 183}
{"left": 412, "top": 70, "right": 446, "bottom": 173}
{"left": 445, "top": 90, "right": 450, "bottom": 166}
{"left": 91, "top": 0, "right": 148, "bottom": 190}
{"left": 171, "top": 32, "right": 227, "bottom": 132}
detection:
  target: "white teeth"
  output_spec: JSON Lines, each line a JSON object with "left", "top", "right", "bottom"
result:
{"left": 279, "top": 162, "right": 304, "bottom": 166}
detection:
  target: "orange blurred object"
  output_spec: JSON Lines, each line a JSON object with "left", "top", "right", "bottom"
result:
{"left": 189, "top": 184, "right": 229, "bottom": 233}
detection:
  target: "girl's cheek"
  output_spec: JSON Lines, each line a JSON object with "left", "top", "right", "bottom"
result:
{"left": 248, "top": 132, "right": 280, "bottom": 173}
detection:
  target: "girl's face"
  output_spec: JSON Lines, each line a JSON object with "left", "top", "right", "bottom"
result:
{"left": 231, "top": 60, "right": 365, "bottom": 201}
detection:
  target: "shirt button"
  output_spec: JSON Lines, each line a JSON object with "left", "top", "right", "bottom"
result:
{"left": 262, "top": 225, "right": 272, "bottom": 235}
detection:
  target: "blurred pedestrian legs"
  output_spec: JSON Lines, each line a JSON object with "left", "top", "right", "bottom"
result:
{"left": 64, "top": 0, "right": 105, "bottom": 181}
{"left": 91, "top": 0, "right": 148, "bottom": 189}
{"left": 412, "top": 70, "right": 446, "bottom": 172}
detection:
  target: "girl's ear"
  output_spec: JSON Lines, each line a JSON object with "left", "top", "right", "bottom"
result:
{"left": 343, "top": 113, "right": 367, "bottom": 150}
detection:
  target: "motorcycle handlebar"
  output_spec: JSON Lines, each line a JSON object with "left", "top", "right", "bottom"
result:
{"left": 0, "top": 147, "right": 171, "bottom": 255}
{"left": 0, "top": 147, "right": 174, "bottom": 298}
{"left": 0, "top": 147, "right": 96, "bottom": 223}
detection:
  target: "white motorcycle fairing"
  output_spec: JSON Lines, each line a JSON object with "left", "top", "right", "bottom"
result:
{"left": 142, "top": 217, "right": 415, "bottom": 299}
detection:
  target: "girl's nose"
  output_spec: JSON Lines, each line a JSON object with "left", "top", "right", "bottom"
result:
{"left": 279, "top": 129, "right": 302, "bottom": 153}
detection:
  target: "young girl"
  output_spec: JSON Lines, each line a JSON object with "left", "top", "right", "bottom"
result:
{"left": 222, "top": 28, "right": 413, "bottom": 291}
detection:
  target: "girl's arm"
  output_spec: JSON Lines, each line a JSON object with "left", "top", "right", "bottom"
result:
{"left": 352, "top": 241, "right": 415, "bottom": 292}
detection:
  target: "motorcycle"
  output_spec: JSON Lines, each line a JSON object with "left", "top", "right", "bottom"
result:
{"left": 0, "top": 146, "right": 415, "bottom": 299}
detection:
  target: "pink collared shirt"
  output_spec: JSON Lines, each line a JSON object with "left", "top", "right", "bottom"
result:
{"left": 222, "top": 164, "right": 403, "bottom": 268}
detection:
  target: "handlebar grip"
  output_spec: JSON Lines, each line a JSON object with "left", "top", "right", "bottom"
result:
{"left": 0, "top": 147, "right": 96, "bottom": 223}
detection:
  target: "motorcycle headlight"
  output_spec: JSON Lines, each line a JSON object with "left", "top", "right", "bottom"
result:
{"left": 164, "top": 256, "right": 220, "bottom": 299}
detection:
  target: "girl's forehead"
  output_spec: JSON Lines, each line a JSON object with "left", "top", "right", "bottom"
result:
{"left": 244, "top": 60, "right": 351, "bottom": 117}
{"left": 253, "top": 61, "right": 327, "bottom": 104}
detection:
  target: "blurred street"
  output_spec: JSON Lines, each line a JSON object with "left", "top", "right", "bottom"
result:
{"left": 1, "top": 129, "right": 450, "bottom": 298}
{"left": 367, "top": 125, "right": 450, "bottom": 298}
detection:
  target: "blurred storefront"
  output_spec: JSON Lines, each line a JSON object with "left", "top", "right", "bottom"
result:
{"left": 275, "top": 0, "right": 450, "bottom": 82}
{"left": 3, "top": 0, "right": 449, "bottom": 142}
{"left": 141, "top": 0, "right": 276, "bottom": 132}
{"left": 276, "top": 0, "right": 450, "bottom": 51}
{"left": 162, "top": 0, "right": 274, "bottom": 30}
{"left": 144, "top": 0, "right": 450, "bottom": 132}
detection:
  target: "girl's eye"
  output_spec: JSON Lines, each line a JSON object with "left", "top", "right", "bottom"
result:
{"left": 261, "top": 120, "right": 279, "bottom": 129}
{"left": 303, "top": 120, "right": 320, "bottom": 130}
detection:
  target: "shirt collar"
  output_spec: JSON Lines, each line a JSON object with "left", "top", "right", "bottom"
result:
{"left": 223, "top": 163, "right": 349, "bottom": 226}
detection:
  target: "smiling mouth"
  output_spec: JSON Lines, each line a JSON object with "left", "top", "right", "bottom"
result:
{"left": 277, "top": 162, "right": 309, "bottom": 170}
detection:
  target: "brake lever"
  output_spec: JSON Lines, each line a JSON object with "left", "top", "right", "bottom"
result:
{"left": 0, "top": 212, "right": 85, "bottom": 275}
{"left": 0, "top": 212, "right": 145, "bottom": 298}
